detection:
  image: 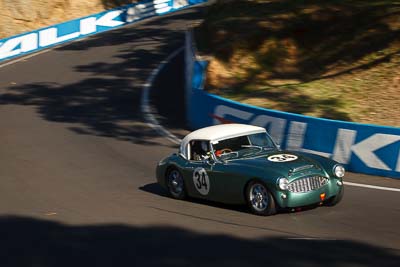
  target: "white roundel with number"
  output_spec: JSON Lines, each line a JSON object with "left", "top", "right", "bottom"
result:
{"left": 193, "top": 167, "right": 210, "bottom": 195}
{"left": 268, "top": 154, "right": 298, "bottom": 162}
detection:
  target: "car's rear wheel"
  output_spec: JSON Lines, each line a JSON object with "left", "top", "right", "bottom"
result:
{"left": 246, "top": 181, "right": 276, "bottom": 216}
{"left": 166, "top": 168, "right": 186, "bottom": 200}
{"left": 325, "top": 187, "right": 344, "bottom": 206}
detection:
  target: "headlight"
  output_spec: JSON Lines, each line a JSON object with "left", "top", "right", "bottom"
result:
{"left": 333, "top": 165, "right": 345, "bottom": 178}
{"left": 278, "top": 177, "right": 289, "bottom": 190}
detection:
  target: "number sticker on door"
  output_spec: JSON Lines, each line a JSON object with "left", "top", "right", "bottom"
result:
{"left": 193, "top": 167, "right": 210, "bottom": 195}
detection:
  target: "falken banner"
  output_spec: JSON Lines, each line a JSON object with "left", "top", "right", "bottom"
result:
{"left": 187, "top": 59, "right": 400, "bottom": 178}
{"left": 0, "top": 0, "right": 207, "bottom": 62}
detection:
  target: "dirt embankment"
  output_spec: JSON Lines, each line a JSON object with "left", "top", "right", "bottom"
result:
{"left": 0, "top": 0, "right": 136, "bottom": 39}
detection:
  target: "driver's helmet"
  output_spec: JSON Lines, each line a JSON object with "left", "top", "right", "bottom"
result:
{"left": 201, "top": 141, "right": 208, "bottom": 152}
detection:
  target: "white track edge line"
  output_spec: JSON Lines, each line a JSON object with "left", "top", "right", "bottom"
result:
{"left": 141, "top": 46, "right": 184, "bottom": 145}
{"left": 0, "top": 49, "right": 52, "bottom": 69}
{"left": 344, "top": 181, "right": 400, "bottom": 192}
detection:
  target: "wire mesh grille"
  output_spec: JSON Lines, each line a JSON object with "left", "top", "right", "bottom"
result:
{"left": 288, "top": 176, "right": 328, "bottom": 193}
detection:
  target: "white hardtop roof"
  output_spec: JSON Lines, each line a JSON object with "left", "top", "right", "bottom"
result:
{"left": 180, "top": 124, "right": 266, "bottom": 159}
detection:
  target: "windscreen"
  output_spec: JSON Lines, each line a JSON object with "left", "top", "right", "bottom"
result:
{"left": 212, "top": 132, "right": 277, "bottom": 161}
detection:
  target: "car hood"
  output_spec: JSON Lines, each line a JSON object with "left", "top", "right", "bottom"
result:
{"left": 226, "top": 150, "right": 326, "bottom": 180}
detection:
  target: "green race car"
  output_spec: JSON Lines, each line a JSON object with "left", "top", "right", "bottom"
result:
{"left": 156, "top": 124, "right": 344, "bottom": 215}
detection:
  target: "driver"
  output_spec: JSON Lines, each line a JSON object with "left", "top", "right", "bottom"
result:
{"left": 199, "top": 141, "right": 210, "bottom": 160}
{"left": 192, "top": 141, "right": 210, "bottom": 161}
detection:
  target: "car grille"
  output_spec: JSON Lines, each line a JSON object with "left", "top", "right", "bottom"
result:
{"left": 288, "top": 176, "right": 329, "bottom": 193}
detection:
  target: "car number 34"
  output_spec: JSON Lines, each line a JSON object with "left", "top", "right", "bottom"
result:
{"left": 193, "top": 168, "right": 210, "bottom": 195}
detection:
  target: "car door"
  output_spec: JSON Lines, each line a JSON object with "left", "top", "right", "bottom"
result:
{"left": 206, "top": 161, "right": 248, "bottom": 204}
{"left": 181, "top": 159, "right": 244, "bottom": 204}
{"left": 182, "top": 160, "right": 214, "bottom": 199}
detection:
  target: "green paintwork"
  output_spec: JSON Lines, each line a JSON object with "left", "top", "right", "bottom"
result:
{"left": 156, "top": 149, "right": 343, "bottom": 208}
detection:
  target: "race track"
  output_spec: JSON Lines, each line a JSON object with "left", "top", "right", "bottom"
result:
{"left": 0, "top": 5, "right": 399, "bottom": 266}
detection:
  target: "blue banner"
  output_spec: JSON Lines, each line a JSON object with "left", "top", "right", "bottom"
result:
{"left": 0, "top": 0, "right": 208, "bottom": 62}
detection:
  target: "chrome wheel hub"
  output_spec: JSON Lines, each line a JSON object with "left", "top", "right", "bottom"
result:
{"left": 249, "top": 184, "right": 269, "bottom": 211}
{"left": 168, "top": 170, "right": 183, "bottom": 195}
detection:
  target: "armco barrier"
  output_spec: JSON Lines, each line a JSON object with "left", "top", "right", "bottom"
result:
{"left": 0, "top": 0, "right": 207, "bottom": 62}
{"left": 185, "top": 32, "right": 400, "bottom": 178}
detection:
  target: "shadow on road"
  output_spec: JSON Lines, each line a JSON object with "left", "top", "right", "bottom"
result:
{"left": 140, "top": 182, "right": 250, "bottom": 214}
{"left": 151, "top": 48, "right": 188, "bottom": 136}
{"left": 140, "top": 182, "right": 326, "bottom": 216}
{"left": 139, "top": 182, "right": 169, "bottom": 197}
{"left": 1, "top": 215, "right": 399, "bottom": 267}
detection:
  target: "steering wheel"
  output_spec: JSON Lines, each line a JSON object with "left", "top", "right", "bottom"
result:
{"left": 216, "top": 148, "right": 233, "bottom": 157}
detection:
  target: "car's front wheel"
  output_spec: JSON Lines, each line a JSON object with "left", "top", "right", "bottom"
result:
{"left": 166, "top": 168, "right": 187, "bottom": 200}
{"left": 246, "top": 181, "right": 277, "bottom": 216}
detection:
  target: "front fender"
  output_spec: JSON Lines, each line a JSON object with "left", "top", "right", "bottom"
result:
{"left": 156, "top": 153, "right": 187, "bottom": 189}
{"left": 223, "top": 162, "right": 285, "bottom": 204}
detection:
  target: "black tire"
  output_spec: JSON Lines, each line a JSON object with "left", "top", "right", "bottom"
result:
{"left": 325, "top": 187, "right": 344, "bottom": 207}
{"left": 166, "top": 168, "right": 187, "bottom": 200}
{"left": 246, "top": 181, "right": 277, "bottom": 216}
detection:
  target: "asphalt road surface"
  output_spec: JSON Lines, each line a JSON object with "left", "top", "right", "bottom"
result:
{"left": 0, "top": 5, "right": 399, "bottom": 267}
